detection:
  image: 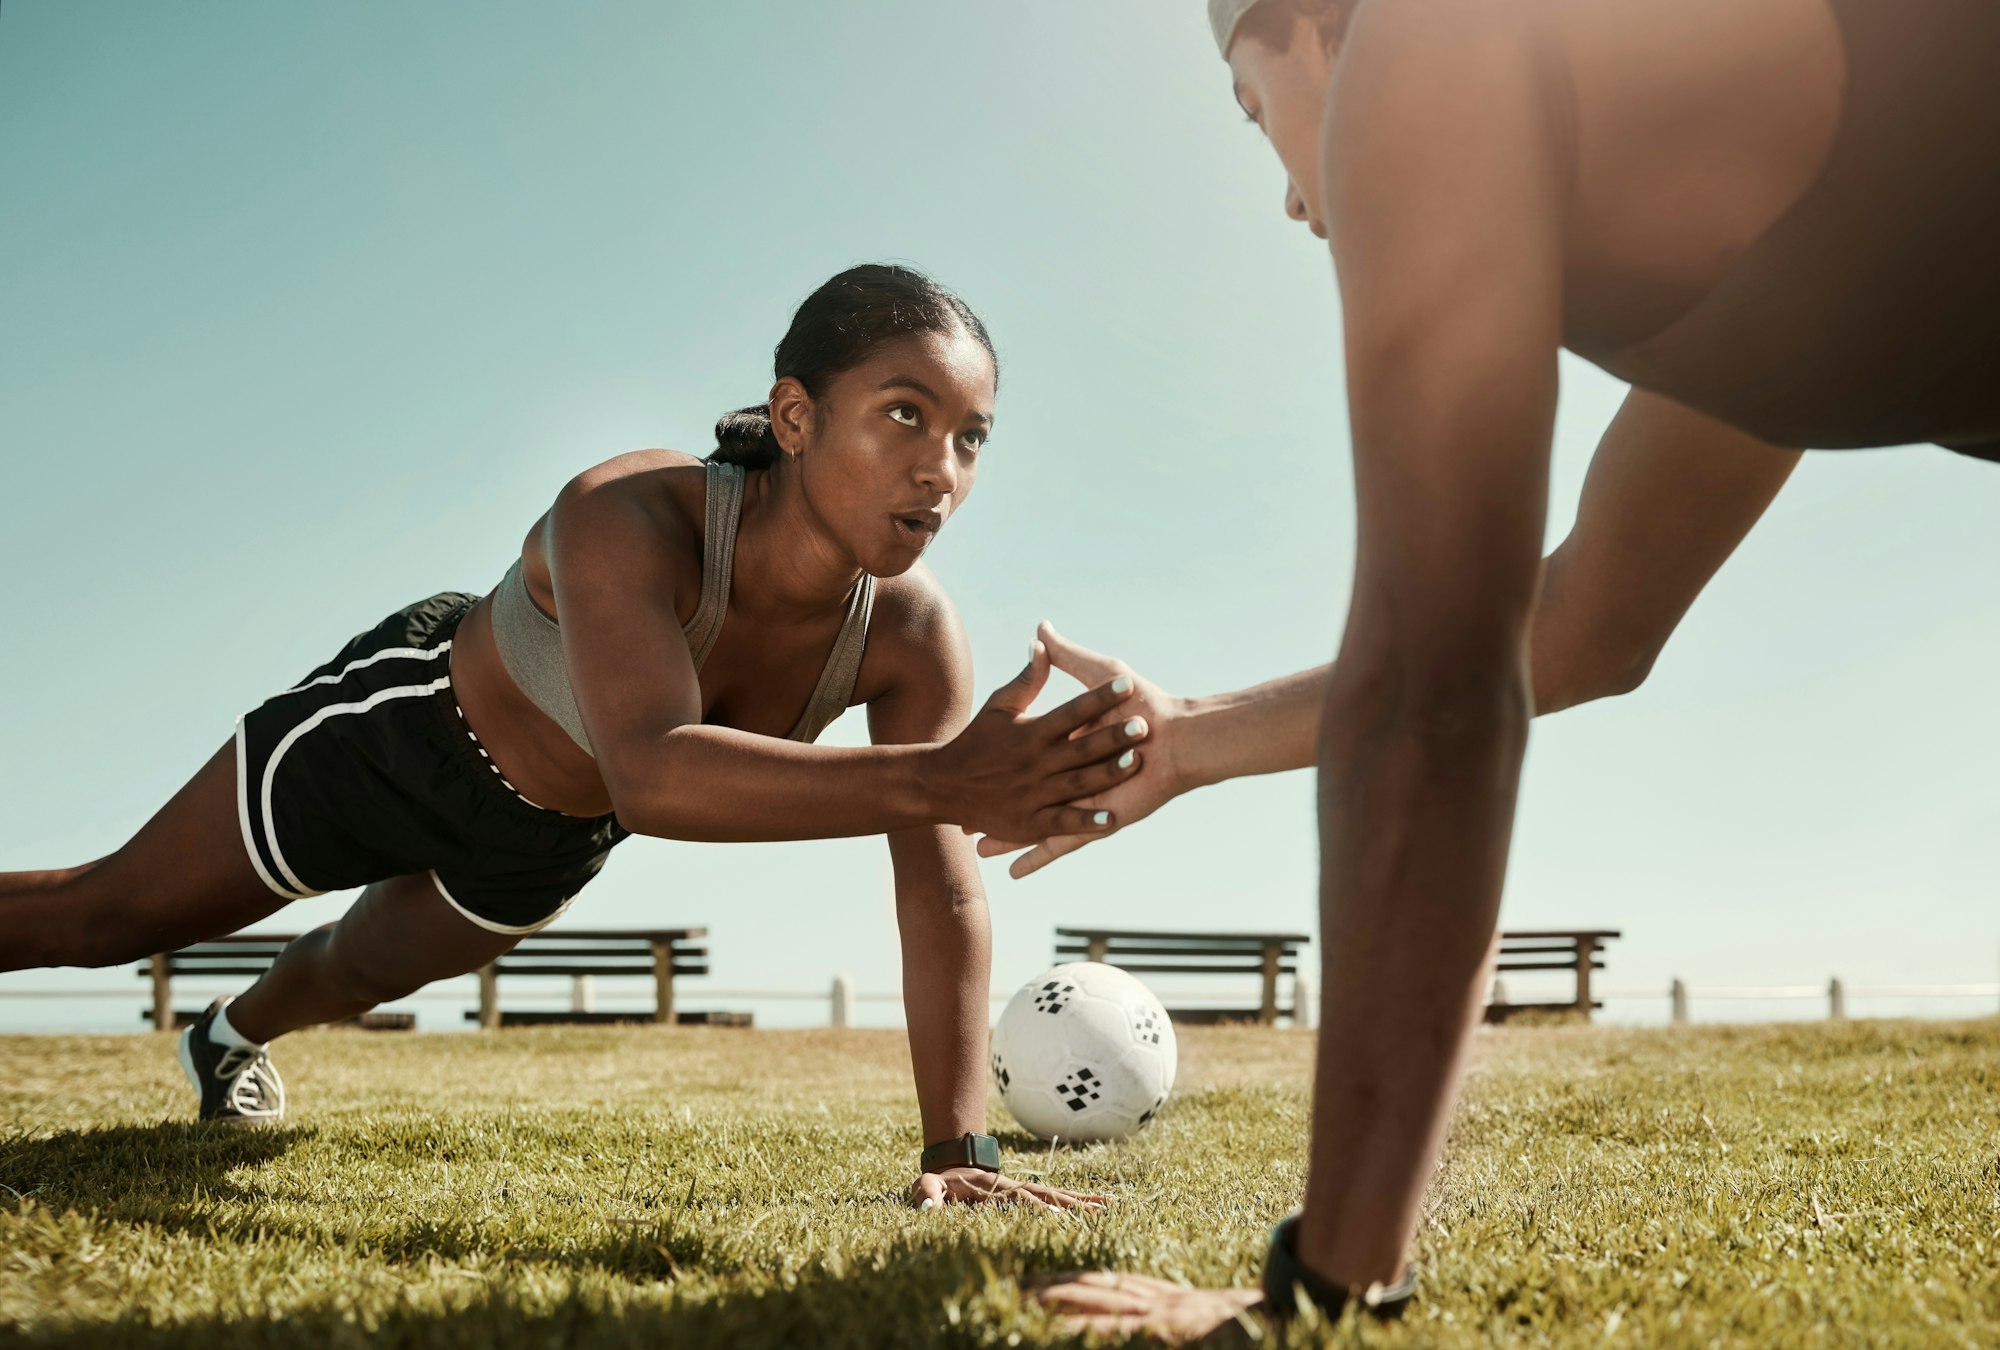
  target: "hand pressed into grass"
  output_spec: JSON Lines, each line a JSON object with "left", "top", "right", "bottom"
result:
{"left": 1034, "top": 1272, "right": 1262, "bottom": 1343}
{"left": 909, "top": 1166, "right": 1108, "bottom": 1212}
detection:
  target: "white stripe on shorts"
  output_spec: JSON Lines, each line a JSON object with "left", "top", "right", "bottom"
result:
{"left": 260, "top": 675, "right": 452, "bottom": 895}
{"left": 235, "top": 717, "right": 311, "bottom": 900}
{"left": 429, "top": 870, "right": 578, "bottom": 935}
{"left": 275, "top": 639, "right": 453, "bottom": 698}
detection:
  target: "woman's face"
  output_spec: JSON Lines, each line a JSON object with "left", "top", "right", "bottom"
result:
{"left": 779, "top": 327, "right": 996, "bottom": 577}
{"left": 1228, "top": 12, "right": 1339, "bottom": 239}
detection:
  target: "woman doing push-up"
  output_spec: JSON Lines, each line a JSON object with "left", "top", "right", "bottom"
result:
{"left": 1, "top": 264, "right": 1145, "bottom": 1209}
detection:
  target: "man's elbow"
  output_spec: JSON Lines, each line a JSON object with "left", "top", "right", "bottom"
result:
{"left": 1537, "top": 636, "right": 1663, "bottom": 715}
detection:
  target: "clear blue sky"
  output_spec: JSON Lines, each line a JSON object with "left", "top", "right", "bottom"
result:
{"left": 4, "top": 1, "right": 1996, "bottom": 1031}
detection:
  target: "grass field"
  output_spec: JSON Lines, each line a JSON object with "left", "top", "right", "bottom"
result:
{"left": 3, "top": 1019, "right": 1997, "bottom": 1347}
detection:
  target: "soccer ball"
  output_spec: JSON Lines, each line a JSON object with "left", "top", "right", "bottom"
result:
{"left": 990, "top": 962, "right": 1178, "bottom": 1143}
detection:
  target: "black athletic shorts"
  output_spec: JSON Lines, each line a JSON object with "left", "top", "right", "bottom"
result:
{"left": 235, "top": 593, "right": 627, "bottom": 932}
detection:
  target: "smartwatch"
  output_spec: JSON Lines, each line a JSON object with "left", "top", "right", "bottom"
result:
{"left": 920, "top": 1132, "right": 1002, "bottom": 1174}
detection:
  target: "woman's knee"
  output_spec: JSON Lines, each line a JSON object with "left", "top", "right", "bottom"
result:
{"left": 18, "top": 862, "right": 158, "bottom": 968}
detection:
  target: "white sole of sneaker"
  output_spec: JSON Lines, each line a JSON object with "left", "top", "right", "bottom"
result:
{"left": 177, "top": 1026, "right": 200, "bottom": 1095}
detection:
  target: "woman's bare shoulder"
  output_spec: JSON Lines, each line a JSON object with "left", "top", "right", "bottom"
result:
{"left": 559, "top": 450, "right": 711, "bottom": 531}
{"left": 870, "top": 564, "right": 961, "bottom": 645}
{"left": 853, "top": 564, "right": 971, "bottom": 703}
{"left": 538, "top": 451, "right": 711, "bottom": 617}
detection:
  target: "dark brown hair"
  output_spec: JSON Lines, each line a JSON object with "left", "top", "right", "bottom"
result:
{"left": 711, "top": 264, "right": 997, "bottom": 469}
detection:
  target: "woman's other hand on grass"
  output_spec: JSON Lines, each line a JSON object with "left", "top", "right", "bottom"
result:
{"left": 973, "top": 622, "right": 1189, "bottom": 878}
{"left": 1035, "top": 1273, "right": 1262, "bottom": 1343}
{"left": 919, "top": 636, "right": 1148, "bottom": 843}
{"left": 910, "top": 1168, "right": 1109, "bottom": 1211}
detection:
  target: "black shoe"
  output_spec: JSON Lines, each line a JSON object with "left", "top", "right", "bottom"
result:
{"left": 179, "top": 998, "right": 285, "bottom": 1124}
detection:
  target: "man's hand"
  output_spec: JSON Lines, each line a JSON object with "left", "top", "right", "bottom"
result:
{"left": 910, "top": 1167, "right": 1109, "bottom": 1211}
{"left": 1036, "top": 1273, "right": 1263, "bottom": 1343}
{"left": 971, "top": 623, "right": 1191, "bottom": 878}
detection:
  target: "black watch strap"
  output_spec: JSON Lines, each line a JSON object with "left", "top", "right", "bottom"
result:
{"left": 1261, "top": 1215, "right": 1418, "bottom": 1321}
{"left": 920, "top": 1132, "right": 1001, "bottom": 1174}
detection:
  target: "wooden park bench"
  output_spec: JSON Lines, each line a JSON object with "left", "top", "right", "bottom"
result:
{"left": 458, "top": 929, "right": 741, "bottom": 1028}
{"left": 140, "top": 927, "right": 740, "bottom": 1030}
{"left": 1054, "top": 927, "right": 1310, "bottom": 1025}
{"left": 1484, "top": 929, "right": 1621, "bottom": 1023}
{"left": 140, "top": 934, "right": 415, "bottom": 1031}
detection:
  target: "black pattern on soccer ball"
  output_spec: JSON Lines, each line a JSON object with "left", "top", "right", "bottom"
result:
{"left": 1138, "top": 1092, "right": 1167, "bottom": 1125}
{"left": 1032, "top": 980, "right": 1077, "bottom": 1015}
{"left": 991, "top": 1052, "right": 1011, "bottom": 1091}
{"left": 1130, "top": 1006, "right": 1164, "bottom": 1046}
{"left": 1053, "top": 1066, "right": 1103, "bottom": 1112}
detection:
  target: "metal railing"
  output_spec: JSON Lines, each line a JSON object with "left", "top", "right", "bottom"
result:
{"left": 4, "top": 973, "right": 1996, "bottom": 1030}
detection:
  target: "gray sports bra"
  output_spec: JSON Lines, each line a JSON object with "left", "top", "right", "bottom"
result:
{"left": 489, "top": 461, "right": 874, "bottom": 753}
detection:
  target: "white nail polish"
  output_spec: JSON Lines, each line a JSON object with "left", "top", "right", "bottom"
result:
{"left": 1124, "top": 717, "right": 1146, "bottom": 737}
{"left": 1093, "top": 811, "right": 1110, "bottom": 826}
{"left": 1111, "top": 676, "right": 1133, "bottom": 694}
{"left": 919, "top": 1197, "right": 937, "bottom": 1211}
{"left": 1117, "top": 750, "right": 1136, "bottom": 769}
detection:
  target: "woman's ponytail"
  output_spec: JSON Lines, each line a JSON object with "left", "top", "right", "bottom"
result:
{"left": 709, "top": 404, "right": 782, "bottom": 469}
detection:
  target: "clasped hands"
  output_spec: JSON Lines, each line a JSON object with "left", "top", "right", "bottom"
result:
{"left": 967, "top": 621, "right": 1188, "bottom": 878}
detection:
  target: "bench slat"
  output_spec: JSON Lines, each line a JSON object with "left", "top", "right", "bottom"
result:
{"left": 1055, "top": 927, "right": 1311, "bottom": 945}
{"left": 1495, "top": 959, "right": 1606, "bottom": 973}
{"left": 1497, "top": 929, "right": 1621, "bottom": 941}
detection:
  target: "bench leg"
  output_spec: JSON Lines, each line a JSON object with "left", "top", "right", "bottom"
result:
{"left": 150, "top": 953, "right": 173, "bottom": 1032}
{"left": 652, "top": 942, "right": 675, "bottom": 1025}
{"left": 1259, "top": 943, "right": 1280, "bottom": 1026}
{"left": 1574, "top": 938, "right": 1597, "bottom": 1022}
{"left": 477, "top": 963, "right": 499, "bottom": 1030}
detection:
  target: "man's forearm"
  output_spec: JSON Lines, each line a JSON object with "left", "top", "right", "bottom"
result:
{"left": 1177, "top": 666, "right": 1331, "bottom": 788}
{"left": 1299, "top": 664, "right": 1532, "bottom": 1284}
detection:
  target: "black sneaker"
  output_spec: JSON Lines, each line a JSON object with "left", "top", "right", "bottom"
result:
{"left": 179, "top": 998, "right": 285, "bottom": 1124}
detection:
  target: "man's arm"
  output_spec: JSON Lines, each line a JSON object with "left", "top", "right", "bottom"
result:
{"left": 1296, "top": 0, "right": 1562, "bottom": 1283}
{"left": 980, "top": 390, "right": 1797, "bottom": 876}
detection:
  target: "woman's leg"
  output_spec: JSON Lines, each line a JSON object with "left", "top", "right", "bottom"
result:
{"left": 0, "top": 741, "right": 289, "bottom": 972}
{"left": 223, "top": 872, "right": 522, "bottom": 1042}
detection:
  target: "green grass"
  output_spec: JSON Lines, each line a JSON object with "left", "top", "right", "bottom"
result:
{"left": 2, "top": 1019, "right": 1997, "bottom": 1347}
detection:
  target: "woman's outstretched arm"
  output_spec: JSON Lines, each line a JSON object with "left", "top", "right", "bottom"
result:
{"left": 545, "top": 465, "right": 1147, "bottom": 845}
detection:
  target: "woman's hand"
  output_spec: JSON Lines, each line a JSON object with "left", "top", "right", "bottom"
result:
{"left": 1035, "top": 1273, "right": 1263, "bottom": 1343}
{"left": 910, "top": 1168, "right": 1109, "bottom": 1211}
{"left": 919, "top": 637, "right": 1150, "bottom": 842}
{"left": 973, "top": 623, "right": 1191, "bottom": 878}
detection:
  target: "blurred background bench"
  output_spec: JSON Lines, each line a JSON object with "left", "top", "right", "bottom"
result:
{"left": 1057, "top": 925, "right": 1622, "bottom": 1026}
{"left": 1054, "top": 926, "right": 1310, "bottom": 1025}
{"left": 461, "top": 929, "right": 739, "bottom": 1028}
{"left": 140, "top": 927, "right": 746, "bottom": 1029}
{"left": 1484, "top": 929, "right": 1620, "bottom": 1023}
